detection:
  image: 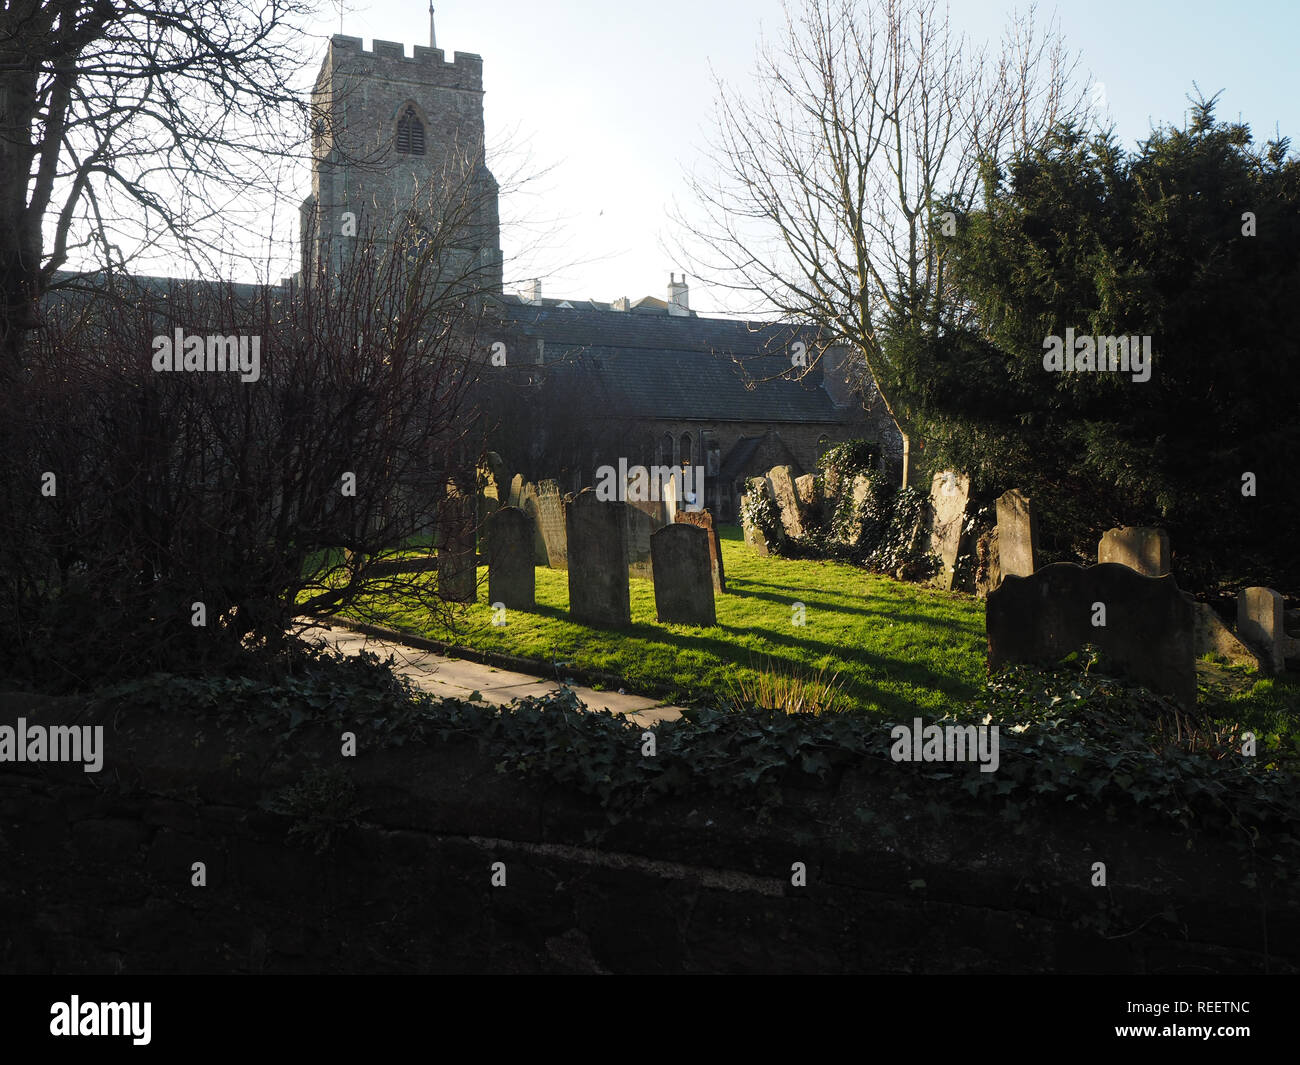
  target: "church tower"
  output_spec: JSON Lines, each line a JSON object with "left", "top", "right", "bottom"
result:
{"left": 300, "top": 34, "right": 503, "bottom": 293}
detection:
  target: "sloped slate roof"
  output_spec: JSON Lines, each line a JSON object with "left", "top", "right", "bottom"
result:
{"left": 496, "top": 303, "right": 845, "bottom": 424}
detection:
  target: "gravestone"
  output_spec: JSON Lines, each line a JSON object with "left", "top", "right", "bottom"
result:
{"left": 477, "top": 464, "right": 500, "bottom": 529}
{"left": 675, "top": 508, "right": 726, "bottom": 593}
{"left": 566, "top": 489, "right": 631, "bottom": 627}
{"left": 437, "top": 488, "right": 477, "bottom": 603}
{"left": 742, "top": 477, "right": 781, "bottom": 556}
{"left": 995, "top": 489, "right": 1038, "bottom": 578}
{"left": 766, "top": 465, "right": 805, "bottom": 539}
{"left": 1098, "top": 526, "right": 1170, "bottom": 577}
{"left": 485, "top": 506, "right": 535, "bottom": 610}
{"left": 628, "top": 495, "right": 668, "bottom": 527}
{"left": 929, "top": 471, "right": 971, "bottom": 591}
{"left": 484, "top": 451, "right": 509, "bottom": 497}
{"left": 975, "top": 526, "right": 1001, "bottom": 599}
{"left": 519, "top": 485, "right": 550, "bottom": 566}
{"left": 651, "top": 524, "right": 716, "bottom": 627}
{"left": 1238, "top": 587, "right": 1287, "bottom": 673}
{"left": 987, "top": 562, "right": 1196, "bottom": 708}
{"left": 823, "top": 465, "right": 843, "bottom": 509}
{"left": 795, "top": 473, "right": 823, "bottom": 528}
{"left": 507, "top": 474, "right": 524, "bottom": 510}
{"left": 533, "top": 479, "right": 568, "bottom": 570}
{"left": 837, "top": 473, "right": 875, "bottom": 546}
{"left": 1189, "top": 598, "right": 1259, "bottom": 669}
{"left": 625, "top": 504, "right": 659, "bottom": 580}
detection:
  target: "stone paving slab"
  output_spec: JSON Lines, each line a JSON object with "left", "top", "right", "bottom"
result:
{"left": 302, "top": 620, "right": 683, "bottom": 727}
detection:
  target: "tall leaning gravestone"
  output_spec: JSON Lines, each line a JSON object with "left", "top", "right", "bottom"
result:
{"left": 987, "top": 562, "right": 1196, "bottom": 708}
{"left": 995, "top": 488, "right": 1038, "bottom": 578}
{"left": 485, "top": 506, "right": 535, "bottom": 611}
{"left": 929, "top": 471, "right": 971, "bottom": 591}
{"left": 566, "top": 488, "right": 631, "bottom": 627}
{"left": 651, "top": 523, "right": 716, "bottom": 627}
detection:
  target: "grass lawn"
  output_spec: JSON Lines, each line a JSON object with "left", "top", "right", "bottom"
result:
{"left": 347, "top": 524, "right": 988, "bottom": 716}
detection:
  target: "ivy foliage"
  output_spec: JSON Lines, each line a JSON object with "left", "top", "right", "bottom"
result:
{"left": 768, "top": 438, "right": 937, "bottom": 579}
{"left": 93, "top": 647, "right": 1299, "bottom": 896}
{"left": 738, "top": 476, "right": 783, "bottom": 549}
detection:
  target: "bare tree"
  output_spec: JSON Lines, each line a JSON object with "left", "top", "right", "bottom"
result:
{"left": 0, "top": 173, "right": 498, "bottom": 688}
{"left": 675, "top": 0, "right": 1089, "bottom": 484}
{"left": 0, "top": 0, "right": 321, "bottom": 364}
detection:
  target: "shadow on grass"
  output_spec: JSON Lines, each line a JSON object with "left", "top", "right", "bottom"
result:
{"left": 721, "top": 582, "right": 975, "bottom": 633}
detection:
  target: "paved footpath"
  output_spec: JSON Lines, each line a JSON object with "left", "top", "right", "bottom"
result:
{"left": 303, "top": 619, "right": 683, "bottom": 728}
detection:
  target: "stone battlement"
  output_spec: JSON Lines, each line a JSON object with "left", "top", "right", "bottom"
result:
{"left": 328, "top": 35, "right": 483, "bottom": 89}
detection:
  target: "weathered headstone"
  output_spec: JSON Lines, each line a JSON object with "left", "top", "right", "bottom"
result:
{"left": 674, "top": 508, "right": 726, "bottom": 593}
{"left": 837, "top": 473, "right": 875, "bottom": 546}
{"left": 484, "top": 451, "right": 509, "bottom": 498}
{"left": 823, "top": 464, "right": 843, "bottom": 509}
{"left": 506, "top": 474, "right": 524, "bottom": 510}
{"left": 627, "top": 495, "right": 668, "bottom": 527}
{"left": 485, "top": 506, "right": 535, "bottom": 610}
{"left": 533, "top": 479, "right": 568, "bottom": 570}
{"left": 995, "top": 489, "right": 1038, "bottom": 578}
{"left": 795, "top": 473, "right": 823, "bottom": 528}
{"left": 987, "top": 562, "right": 1196, "bottom": 707}
{"left": 741, "top": 477, "right": 781, "bottom": 556}
{"left": 566, "top": 489, "right": 631, "bottom": 627}
{"left": 478, "top": 463, "right": 500, "bottom": 502}
{"left": 1238, "top": 587, "right": 1286, "bottom": 673}
{"left": 651, "top": 524, "right": 716, "bottom": 627}
{"left": 625, "top": 504, "right": 658, "bottom": 580}
{"left": 975, "top": 526, "right": 1001, "bottom": 599}
{"left": 477, "top": 465, "right": 500, "bottom": 528}
{"left": 1098, "top": 526, "right": 1170, "bottom": 577}
{"left": 437, "top": 488, "right": 477, "bottom": 603}
{"left": 1188, "top": 598, "right": 1259, "bottom": 669}
{"left": 766, "top": 465, "right": 805, "bottom": 539}
{"left": 929, "top": 471, "right": 971, "bottom": 591}
{"left": 519, "top": 484, "right": 550, "bottom": 566}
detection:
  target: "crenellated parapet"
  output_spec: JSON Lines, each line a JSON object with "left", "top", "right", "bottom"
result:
{"left": 326, "top": 35, "right": 483, "bottom": 92}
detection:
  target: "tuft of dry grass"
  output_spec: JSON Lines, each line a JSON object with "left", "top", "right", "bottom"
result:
{"left": 728, "top": 656, "right": 847, "bottom": 715}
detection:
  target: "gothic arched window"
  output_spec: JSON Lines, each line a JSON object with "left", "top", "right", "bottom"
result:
{"left": 396, "top": 106, "right": 426, "bottom": 155}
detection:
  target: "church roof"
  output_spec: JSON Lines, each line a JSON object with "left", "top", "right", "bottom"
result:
{"left": 495, "top": 302, "right": 848, "bottom": 424}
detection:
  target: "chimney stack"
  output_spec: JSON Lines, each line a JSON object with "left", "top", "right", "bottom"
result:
{"left": 668, "top": 273, "right": 689, "bottom": 315}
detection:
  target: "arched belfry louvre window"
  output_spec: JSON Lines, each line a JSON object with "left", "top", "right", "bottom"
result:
{"left": 396, "top": 106, "right": 426, "bottom": 155}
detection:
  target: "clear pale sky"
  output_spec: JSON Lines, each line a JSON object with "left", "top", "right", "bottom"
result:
{"left": 288, "top": 2, "right": 1300, "bottom": 313}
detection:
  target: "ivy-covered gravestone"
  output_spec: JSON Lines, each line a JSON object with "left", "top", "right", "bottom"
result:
{"left": 740, "top": 477, "right": 783, "bottom": 556}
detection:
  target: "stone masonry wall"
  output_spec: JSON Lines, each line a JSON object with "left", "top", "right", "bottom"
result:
{"left": 0, "top": 692, "right": 1292, "bottom": 975}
